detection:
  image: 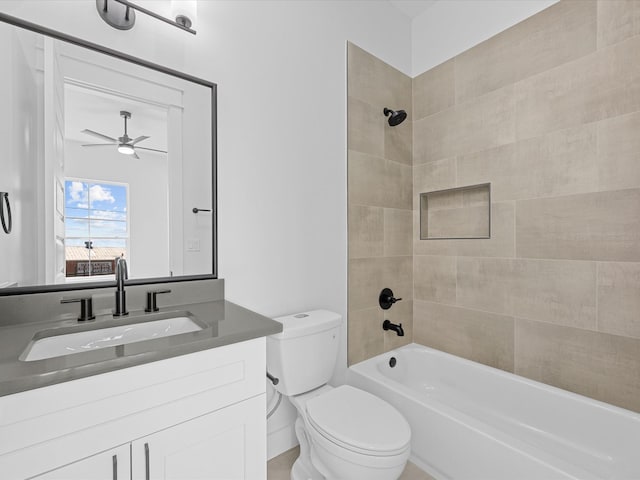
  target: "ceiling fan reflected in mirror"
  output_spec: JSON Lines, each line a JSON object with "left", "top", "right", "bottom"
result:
{"left": 81, "top": 110, "right": 167, "bottom": 159}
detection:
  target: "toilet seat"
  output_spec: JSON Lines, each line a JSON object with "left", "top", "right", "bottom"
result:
{"left": 306, "top": 385, "right": 411, "bottom": 457}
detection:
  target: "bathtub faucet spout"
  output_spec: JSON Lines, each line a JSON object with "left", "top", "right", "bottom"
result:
{"left": 383, "top": 319, "right": 404, "bottom": 336}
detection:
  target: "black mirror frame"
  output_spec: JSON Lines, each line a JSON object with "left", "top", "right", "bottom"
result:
{"left": 0, "top": 12, "right": 217, "bottom": 296}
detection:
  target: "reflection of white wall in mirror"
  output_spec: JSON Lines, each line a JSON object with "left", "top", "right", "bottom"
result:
{"left": 61, "top": 43, "right": 173, "bottom": 281}
{"left": 0, "top": 27, "right": 41, "bottom": 288}
{"left": 43, "top": 38, "right": 68, "bottom": 285}
{"left": 57, "top": 39, "right": 212, "bottom": 278}
{"left": 57, "top": 39, "right": 211, "bottom": 280}
{"left": 180, "top": 80, "right": 212, "bottom": 276}
{"left": 65, "top": 141, "right": 170, "bottom": 279}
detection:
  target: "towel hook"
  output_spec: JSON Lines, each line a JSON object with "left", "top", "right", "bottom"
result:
{"left": 0, "top": 192, "right": 12, "bottom": 234}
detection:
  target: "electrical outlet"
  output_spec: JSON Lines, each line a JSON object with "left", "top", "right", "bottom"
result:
{"left": 187, "top": 239, "right": 200, "bottom": 252}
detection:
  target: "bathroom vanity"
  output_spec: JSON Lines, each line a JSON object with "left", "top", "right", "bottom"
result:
{"left": 0, "top": 281, "right": 282, "bottom": 479}
{"left": 1, "top": 339, "right": 265, "bottom": 479}
{"left": 1, "top": 340, "right": 267, "bottom": 479}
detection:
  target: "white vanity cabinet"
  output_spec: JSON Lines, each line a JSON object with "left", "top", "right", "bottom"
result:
{"left": 0, "top": 337, "right": 267, "bottom": 480}
{"left": 33, "top": 395, "right": 264, "bottom": 480}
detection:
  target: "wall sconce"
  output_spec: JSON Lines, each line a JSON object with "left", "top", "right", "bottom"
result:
{"left": 96, "top": 0, "right": 197, "bottom": 35}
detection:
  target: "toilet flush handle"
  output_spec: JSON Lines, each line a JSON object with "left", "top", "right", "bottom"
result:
{"left": 267, "top": 372, "right": 279, "bottom": 386}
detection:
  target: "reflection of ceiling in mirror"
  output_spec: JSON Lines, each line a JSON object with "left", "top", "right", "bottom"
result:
{"left": 64, "top": 84, "right": 168, "bottom": 153}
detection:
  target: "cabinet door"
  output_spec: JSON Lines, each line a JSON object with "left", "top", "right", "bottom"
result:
{"left": 131, "top": 394, "right": 266, "bottom": 480}
{"left": 30, "top": 444, "right": 130, "bottom": 480}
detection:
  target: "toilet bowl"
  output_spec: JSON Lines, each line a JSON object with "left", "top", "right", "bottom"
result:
{"left": 294, "top": 385, "right": 410, "bottom": 480}
{"left": 267, "top": 310, "right": 411, "bottom": 480}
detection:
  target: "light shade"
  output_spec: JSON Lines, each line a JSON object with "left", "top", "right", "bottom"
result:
{"left": 118, "top": 144, "right": 135, "bottom": 155}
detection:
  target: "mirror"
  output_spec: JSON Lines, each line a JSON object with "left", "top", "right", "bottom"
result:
{"left": 0, "top": 14, "right": 216, "bottom": 294}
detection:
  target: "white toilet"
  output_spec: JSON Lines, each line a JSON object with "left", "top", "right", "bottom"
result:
{"left": 267, "top": 310, "right": 411, "bottom": 480}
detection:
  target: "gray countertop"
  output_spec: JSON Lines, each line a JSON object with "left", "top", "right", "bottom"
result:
{"left": 0, "top": 300, "right": 282, "bottom": 397}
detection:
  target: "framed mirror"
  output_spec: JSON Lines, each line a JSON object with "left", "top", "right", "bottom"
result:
{"left": 0, "top": 13, "right": 216, "bottom": 295}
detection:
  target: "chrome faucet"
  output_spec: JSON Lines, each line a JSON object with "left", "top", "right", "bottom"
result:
{"left": 114, "top": 256, "right": 128, "bottom": 316}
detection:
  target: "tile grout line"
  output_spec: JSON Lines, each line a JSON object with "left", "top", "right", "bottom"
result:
{"left": 595, "top": 261, "right": 599, "bottom": 332}
{"left": 513, "top": 314, "right": 517, "bottom": 375}
{"left": 594, "top": 117, "right": 600, "bottom": 335}
{"left": 513, "top": 200, "right": 517, "bottom": 259}
{"left": 454, "top": 154, "right": 459, "bottom": 307}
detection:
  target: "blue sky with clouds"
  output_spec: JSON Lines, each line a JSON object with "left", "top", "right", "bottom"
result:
{"left": 65, "top": 180, "right": 128, "bottom": 243}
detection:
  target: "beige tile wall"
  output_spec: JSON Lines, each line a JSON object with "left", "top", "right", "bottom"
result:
{"left": 412, "top": 0, "right": 640, "bottom": 412}
{"left": 347, "top": 43, "right": 413, "bottom": 365}
{"left": 348, "top": 0, "right": 640, "bottom": 413}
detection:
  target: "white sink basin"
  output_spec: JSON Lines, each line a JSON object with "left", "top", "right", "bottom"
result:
{"left": 21, "top": 315, "right": 203, "bottom": 362}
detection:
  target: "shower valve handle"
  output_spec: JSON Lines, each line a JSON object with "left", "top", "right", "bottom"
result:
{"left": 379, "top": 288, "right": 402, "bottom": 310}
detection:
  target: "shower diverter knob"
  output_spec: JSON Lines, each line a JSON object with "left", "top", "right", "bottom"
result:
{"left": 379, "top": 288, "right": 402, "bottom": 310}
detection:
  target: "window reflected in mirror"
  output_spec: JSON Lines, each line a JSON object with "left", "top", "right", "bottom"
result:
{"left": 64, "top": 180, "right": 128, "bottom": 279}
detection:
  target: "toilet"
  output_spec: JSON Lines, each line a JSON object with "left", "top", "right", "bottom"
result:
{"left": 267, "top": 310, "right": 411, "bottom": 480}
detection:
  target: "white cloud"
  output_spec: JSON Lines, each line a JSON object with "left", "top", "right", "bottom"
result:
{"left": 89, "top": 185, "right": 115, "bottom": 205}
{"left": 68, "top": 181, "right": 86, "bottom": 202}
{"left": 67, "top": 181, "right": 120, "bottom": 210}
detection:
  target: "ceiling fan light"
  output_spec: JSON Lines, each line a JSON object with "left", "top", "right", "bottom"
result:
{"left": 118, "top": 144, "right": 135, "bottom": 155}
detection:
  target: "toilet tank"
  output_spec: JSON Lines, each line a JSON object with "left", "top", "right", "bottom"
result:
{"left": 267, "top": 310, "right": 342, "bottom": 396}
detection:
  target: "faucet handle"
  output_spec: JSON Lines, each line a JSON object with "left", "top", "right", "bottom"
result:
{"left": 145, "top": 289, "right": 172, "bottom": 312}
{"left": 379, "top": 288, "right": 403, "bottom": 310}
{"left": 61, "top": 297, "right": 95, "bottom": 321}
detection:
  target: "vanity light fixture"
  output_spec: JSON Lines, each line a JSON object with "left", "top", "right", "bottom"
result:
{"left": 96, "top": 0, "right": 197, "bottom": 35}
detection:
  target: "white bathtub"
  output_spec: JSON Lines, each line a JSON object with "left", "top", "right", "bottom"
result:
{"left": 348, "top": 343, "right": 640, "bottom": 480}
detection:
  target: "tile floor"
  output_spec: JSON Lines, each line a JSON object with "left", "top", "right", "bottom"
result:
{"left": 267, "top": 446, "right": 436, "bottom": 480}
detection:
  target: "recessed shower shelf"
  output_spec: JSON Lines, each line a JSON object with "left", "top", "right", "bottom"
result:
{"left": 419, "top": 183, "right": 491, "bottom": 240}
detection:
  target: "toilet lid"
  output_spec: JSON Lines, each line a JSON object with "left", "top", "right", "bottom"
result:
{"left": 306, "top": 385, "right": 411, "bottom": 456}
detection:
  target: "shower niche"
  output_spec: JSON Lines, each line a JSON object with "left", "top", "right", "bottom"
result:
{"left": 420, "top": 183, "right": 491, "bottom": 240}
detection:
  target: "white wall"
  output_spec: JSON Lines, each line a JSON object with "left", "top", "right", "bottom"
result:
{"left": 0, "top": 27, "right": 40, "bottom": 287}
{"left": 412, "top": 0, "right": 559, "bottom": 76}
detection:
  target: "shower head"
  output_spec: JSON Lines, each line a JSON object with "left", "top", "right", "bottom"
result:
{"left": 383, "top": 107, "right": 407, "bottom": 127}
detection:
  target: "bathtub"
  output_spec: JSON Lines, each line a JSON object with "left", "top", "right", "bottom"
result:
{"left": 348, "top": 343, "right": 640, "bottom": 480}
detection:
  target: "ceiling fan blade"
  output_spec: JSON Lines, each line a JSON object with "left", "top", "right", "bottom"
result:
{"left": 136, "top": 146, "right": 168, "bottom": 154}
{"left": 81, "top": 143, "right": 115, "bottom": 147}
{"left": 82, "top": 129, "right": 117, "bottom": 143}
{"left": 132, "top": 151, "right": 140, "bottom": 160}
{"left": 130, "top": 135, "right": 150, "bottom": 145}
